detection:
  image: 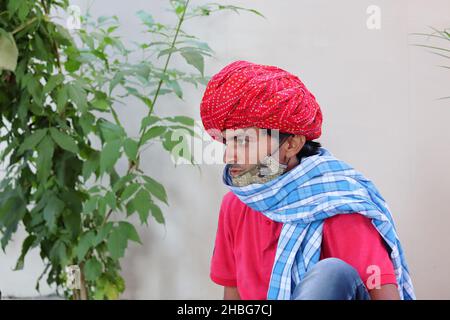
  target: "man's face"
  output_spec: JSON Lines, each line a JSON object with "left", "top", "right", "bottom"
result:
{"left": 222, "top": 127, "right": 283, "bottom": 177}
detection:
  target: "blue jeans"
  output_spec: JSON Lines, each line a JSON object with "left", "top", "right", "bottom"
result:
{"left": 292, "top": 258, "right": 371, "bottom": 300}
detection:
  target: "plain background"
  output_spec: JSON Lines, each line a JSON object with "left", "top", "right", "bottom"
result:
{"left": 1, "top": 0, "right": 449, "bottom": 299}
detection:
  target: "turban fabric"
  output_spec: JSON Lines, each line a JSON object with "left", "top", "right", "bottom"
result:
{"left": 200, "top": 60, "right": 323, "bottom": 142}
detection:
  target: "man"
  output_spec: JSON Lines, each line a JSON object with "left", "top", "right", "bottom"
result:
{"left": 200, "top": 60, "right": 415, "bottom": 300}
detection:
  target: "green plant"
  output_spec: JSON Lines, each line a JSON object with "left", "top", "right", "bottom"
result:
{"left": 0, "top": 0, "right": 262, "bottom": 299}
{"left": 412, "top": 27, "right": 450, "bottom": 99}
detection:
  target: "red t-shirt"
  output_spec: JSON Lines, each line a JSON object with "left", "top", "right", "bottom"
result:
{"left": 210, "top": 191, "right": 397, "bottom": 300}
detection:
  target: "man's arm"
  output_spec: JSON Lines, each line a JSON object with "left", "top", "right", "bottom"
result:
{"left": 369, "top": 284, "right": 400, "bottom": 300}
{"left": 224, "top": 286, "right": 241, "bottom": 300}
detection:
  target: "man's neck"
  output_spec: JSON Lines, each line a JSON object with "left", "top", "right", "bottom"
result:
{"left": 285, "top": 157, "right": 300, "bottom": 172}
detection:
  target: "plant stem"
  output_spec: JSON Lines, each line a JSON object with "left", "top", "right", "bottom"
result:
{"left": 110, "top": 105, "right": 122, "bottom": 127}
{"left": 79, "top": 262, "right": 88, "bottom": 300}
{"left": 40, "top": 0, "right": 49, "bottom": 14}
{"left": 12, "top": 17, "right": 39, "bottom": 35}
{"left": 136, "top": 0, "right": 190, "bottom": 150}
{"left": 102, "top": 208, "right": 113, "bottom": 225}
{"left": 102, "top": 0, "right": 190, "bottom": 230}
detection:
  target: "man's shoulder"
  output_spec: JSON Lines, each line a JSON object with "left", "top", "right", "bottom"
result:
{"left": 219, "top": 191, "right": 248, "bottom": 221}
{"left": 221, "top": 191, "right": 243, "bottom": 209}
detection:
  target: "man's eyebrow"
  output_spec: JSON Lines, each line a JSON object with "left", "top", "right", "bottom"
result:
{"left": 223, "top": 131, "right": 238, "bottom": 139}
{"left": 223, "top": 128, "right": 261, "bottom": 140}
{"left": 223, "top": 132, "right": 250, "bottom": 140}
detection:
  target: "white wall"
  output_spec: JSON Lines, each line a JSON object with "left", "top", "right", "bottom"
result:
{"left": 1, "top": 0, "right": 449, "bottom": 299}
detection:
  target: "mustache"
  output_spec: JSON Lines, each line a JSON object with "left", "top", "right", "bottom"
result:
{"left": 229, "top": 164, "right": 259, "bottom": 177}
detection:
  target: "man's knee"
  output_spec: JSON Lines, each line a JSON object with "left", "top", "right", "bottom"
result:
{"left": 292, "top": 258, "right": 364, "bottom": 300}
{"left": 308, "top": 258, "right": 361, "bottom": 286}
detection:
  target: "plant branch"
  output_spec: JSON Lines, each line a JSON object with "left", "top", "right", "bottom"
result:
{"left": 136, "top": 0, "right": 190, "bottom": 150}
{"left": 12, "top": 17, "right": 39, "bottom": 35}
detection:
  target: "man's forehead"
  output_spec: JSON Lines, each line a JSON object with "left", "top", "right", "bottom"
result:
{"left": 222, "top": 127, "right": 271, "bottom": 139}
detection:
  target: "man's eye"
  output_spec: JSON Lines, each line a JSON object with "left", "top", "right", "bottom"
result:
{"left": 236, "top": 137, "right": 248, "bottom": 146}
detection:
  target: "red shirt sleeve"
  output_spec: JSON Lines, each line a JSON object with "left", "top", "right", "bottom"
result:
{"left": 321, "top": 213, "right": 398, "bottom": 289}
{"left": 210, "top": 193, "right": 238, "bottom": 287}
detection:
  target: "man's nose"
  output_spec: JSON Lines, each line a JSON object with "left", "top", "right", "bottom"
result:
{"left": 223, "top": 144, "right": 237, "bottom": 164}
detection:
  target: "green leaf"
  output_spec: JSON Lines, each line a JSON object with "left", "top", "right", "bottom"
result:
{"left": 7, "top": 1, "right": 21, "bottom": 16}
{"left": 141, "top": 126, "right": 166, "bottom": 144}
{"left": 175, "top": 3, "right": 186, "bottom": 16}
{"left": 167, "top": 79, "right": 183, "bottom": 99}
{"left": 91, "top": 98, "right": 111, "bottom": 111}
{"left": 56, "top": 85, "right": 69, "bottom": 113}
{"left": 65, "top": 59, "right": 81, "bottom": 72}
{"left": 162, "top": 130, "right": 178, "bottom": 152}
{"left": 120, "top": 183, "right": 140, "bottom": 201}
{"left": 171, "top": 135, "right": 193, "bottom": 164}
{"left": 167, "top": 124, "right": 196, "bottom": 138}
{"left": 179, "top": 39, "right": 213, "bottom": 52}
{"left": 36, "top": 135, "right": 55, "bottom": 182}
{"left": 33, "top": 33, "right": 48, "bottom": 61}
{"left": 109, "top": 71, "right": 124, "bottom": 94}
{"left": 17, "top": 128, "right": 48, "bottom": 155}
{"left": 84, "top": 257, "right": 102, "bottom": 281}
{"left": 180, "top": 49, "right": 204, "bottom": 75}
{"left": 83, "top": 196, "right": 98, "bottom": 214}
{"left": 110, "top": 171, "right": 120, "bottom": 190}
{"left": 105, "top": 191, "right": 116, "bottom": 210}
{"left": 123, "top": 138, "right": 138, "bottom": 161}
{"left": 68, "top": 82, "right": 87, "bottom": 111}
{"left": 17, "top": 1, "right": 30, "bottom": 21}
{"left": 76, "top": 231, "right": 95, "bottom": 261}
{"left": 53, "top": 23, "right": 76, "bottom": 47}
{"left": 157, "top": 47, "right": 179, "bottom": 59}
{"left": 14, "top": 235, "right": 36, "bottom": 270}
{"left": 125, "top": 200, "right": 136, "bottom": 216}
{"left": 124, "top": 86, "right": 139, "bottom": 96}
{"left": 142, "top": 175, "right": 168, "bottom": 204}
{"left": 26, "top": 76, "right": 43, "bottom": 104}
{"left": 94, "top": 222, "right": 113, "bottom": 246}
{"left": 131, "top": 189, "right": 151, "bottom": 224}
{"left": 165, "top": 115, "right": 195, "bottom": 126}
{"left": 0, "top": 188, "right": 26, "bottom": 250}
{"left": 0, "top": 31, "right": 18, "bottom": 71}
{"left": 49, "top": 128, "right": 79, "bottom": 154}
{"left": 49, "top": 241, "right": 68, "bottom": 266}
{"left": 136, "top": 10, "right": 154, "bottom": 27}
{"left": 79, "top": 112, "right": 96, "bottom": 135}
{"left": 98, "top": 274, "right": 123, "bottom": 299}
{"left": 43, "top": 74, "right": 64, "bottom": 94}
{"left": 100, "top": 140, "right": 122, "bottom": 174}
{"left": 82, "top": 151, "right": 100, "bottom": 181}
{"left": 54, "top": 152, "right": 82, "bottom": 188}
{"left": 43, "top": 195, "right": 65, "bottom": 232}
{"left": 140, "top": 115, "right": 160, "bottom": 131}
{"left": 112, "top": 173, "right": 136, "bottom": 193}
{"left": 149, "top": 202, "right": 165, "bottom": 224}
{"left": 62, "top": 203, "right": 82, "bottom": 239}
{"left": 118, "top": 221, "right": 142, "bottom": 244}
{"left": 98, "top": 120, "right": 126, "bottom": 143}
{"left": 107, "top": 226, "right": 128, "bottom": 260}
{"left": 97, "top": 197, "right": 107, "bottom": 218}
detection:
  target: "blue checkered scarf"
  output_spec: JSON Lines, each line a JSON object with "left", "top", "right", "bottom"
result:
{"left": 223, "top": 147, "right": 415, "bottom": 300}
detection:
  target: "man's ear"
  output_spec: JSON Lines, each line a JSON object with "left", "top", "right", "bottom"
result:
{"left": 284, "top": 135, "right": 306, "bottom": 158}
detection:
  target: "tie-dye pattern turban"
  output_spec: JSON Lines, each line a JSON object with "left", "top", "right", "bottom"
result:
{"left": 200, "top": 60, "right": 323, "bottom": 142}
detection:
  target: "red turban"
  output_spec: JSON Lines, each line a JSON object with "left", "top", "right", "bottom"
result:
{"left": 200, "top": 60, "right": 323, "bottom": 142}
